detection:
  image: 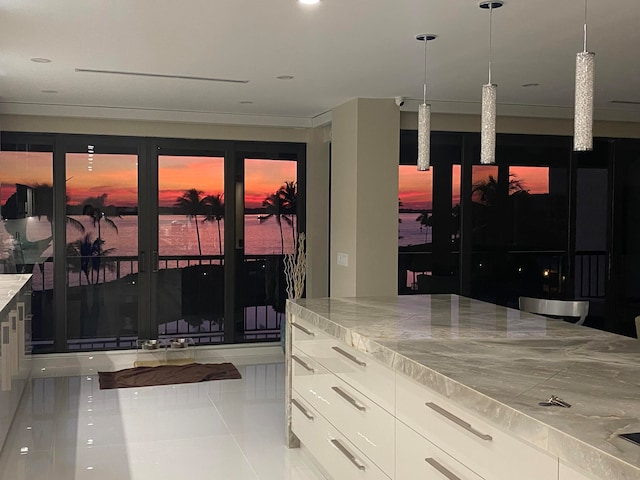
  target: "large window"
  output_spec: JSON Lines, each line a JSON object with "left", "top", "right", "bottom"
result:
{"left": 0, "top": 137, "right": 54, "bottom": 352}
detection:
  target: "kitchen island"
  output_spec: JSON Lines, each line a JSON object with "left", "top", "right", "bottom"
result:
{"left": 0, "top": 274, "right": 32, "bottom": 453}
{"left": 286, "top": 295, "right": 640, "bottom": 480}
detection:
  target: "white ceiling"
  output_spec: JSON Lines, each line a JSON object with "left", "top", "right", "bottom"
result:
{"left": 1, "top": 0, "right": 639, "bottom": 127}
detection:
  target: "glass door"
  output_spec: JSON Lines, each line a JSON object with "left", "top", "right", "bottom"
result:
{"left": 233, "top": 151, "right": 301, "bottom": 343}
{"left": 64, "top": 139, "right": 140, "bottom": 350}
{"left": 155, "top": 147, "right": 226, "bottom": 344}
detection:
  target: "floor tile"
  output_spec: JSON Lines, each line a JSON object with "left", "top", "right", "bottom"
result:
{"left": 0, "top": 358, "right": 326, "bottom": 480}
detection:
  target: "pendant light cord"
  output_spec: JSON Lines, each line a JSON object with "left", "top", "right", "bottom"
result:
{"left": 488, "top": 2, "right": 493, "bottom": 84}
{"left": 583, "top": 0, "right": 588, "bottom": 52}
{"left": 423, "top": 37, "right": 428, "bottom": 105}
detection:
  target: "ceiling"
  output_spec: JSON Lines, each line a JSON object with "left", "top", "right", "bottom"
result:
{"left": 1, "top": 0, "right": 639, "bottom": 127}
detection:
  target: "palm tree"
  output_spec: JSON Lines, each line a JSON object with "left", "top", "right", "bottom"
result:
{"left": 203, "top": 193, "right": 224, "bottom": 257}
{"left": 82, "top": 194, "right": 119, "bottom": 282}
{"left": 82, "top": 193, "right": 119, "bottom": 256}
{"left": 279, "top": 181, "right": 297, "bottom": 246}
{"left": 471, "top": 174, "right": 527, "bottom": 206}
{"left": 416, "top": 210, "right": 433, "bottom": 243}
{"left": 261, "top": 192, "right": 291, "bottom": 254}
{"left": 175, "top": 188, "right": 205, "bottom": 257}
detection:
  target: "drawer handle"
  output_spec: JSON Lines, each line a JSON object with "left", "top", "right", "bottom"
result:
{"left": 425, "top": 402, "right": 492, "bottom": 441}
{"left": 292, "top": 322, "right": 315, "bottom": 336}
{"left": 331, "top": 386, "right": 366, "bottom": 412}
{"left": 291, "top": 398, "right": 314, "bottom": 420}
{"left": 330, "top": 439, "right": 366, "bottom": 471}
{"left": 291, "top": 355, "right": 315, "bottom": 373}
{"left": 332, "top": 346, "right": 366, "bottom": 367}
{"left": 425, "top": 457, "right": 462, "bottom": 480}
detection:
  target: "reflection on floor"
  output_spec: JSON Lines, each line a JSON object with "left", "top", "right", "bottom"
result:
{"left": 0, "top": 356, "right": 325, "bottom": 480}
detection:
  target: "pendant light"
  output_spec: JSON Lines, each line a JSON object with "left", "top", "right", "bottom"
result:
{"left": 416, "top": 34, "right": 436, "bottom": 171}
{"left": 574, "top": 0, "right": 595, "bottom": 152}
{"left": 479, "top": 1, "right": 503, "bottom": 164}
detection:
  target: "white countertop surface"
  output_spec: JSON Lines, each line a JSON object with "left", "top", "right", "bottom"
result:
{"left": 0, "top": 274, "right": 31, "bottom": 316}
{"left": 288, "top": 295, "right": 640, "bottom": 480}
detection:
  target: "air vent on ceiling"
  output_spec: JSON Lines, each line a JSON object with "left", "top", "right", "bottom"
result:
{"left": 610, "top": 100, "right": 640, "bottom": 106}
{"left": 75, "top": 68, "right": 249, "bottom": 84}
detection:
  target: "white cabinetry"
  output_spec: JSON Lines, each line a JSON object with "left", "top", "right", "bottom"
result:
{"left": 290, "top": 315, "right": 394, "bottom": 479}
{"left": 289, "top": 314, "right": 560, "bottom": 480}
{"left": 396, "top": 373, "right": 558, "bottom": 480}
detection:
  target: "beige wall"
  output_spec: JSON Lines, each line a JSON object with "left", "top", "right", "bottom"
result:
{"left": 400, "top": 112, "right": 640, "bottom": 138}
{"left": 305, "top": 125, "right": 330, "bottom": 298}
{"left": 330, "top": 98, "right": 399, "bottom": 297}
{"left": 0, "top": 114, "right": 308, "bottom": 143}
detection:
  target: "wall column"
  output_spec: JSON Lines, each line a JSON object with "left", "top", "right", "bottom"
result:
{"left": 305, "top": 125, "right": 331, "bottom": 298}
{"left": 330, "top": 98, "right": 399, "bottom": 297}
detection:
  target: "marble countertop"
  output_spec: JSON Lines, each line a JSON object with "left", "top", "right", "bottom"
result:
{"left": 0, "top": 274, "right": 31, "bottom": 316}
{"left": 288, "top": 295, "right": 640, "bottom": 480}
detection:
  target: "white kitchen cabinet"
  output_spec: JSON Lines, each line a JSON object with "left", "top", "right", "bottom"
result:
{"left": 559, "top": 461, "right": 600, "bottom": 480}
{"left": 291, "top": 393, "right": 391, "bottom": 480}
{"left": 396, "top": 372, "right": 558, "bottom": 480}
{"left": 396, "top": 420, "right": 483, "bottom": 480}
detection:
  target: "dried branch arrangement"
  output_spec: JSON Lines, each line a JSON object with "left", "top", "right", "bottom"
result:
{"left": 284, "top": 232, "right": 306, "bottom": 299}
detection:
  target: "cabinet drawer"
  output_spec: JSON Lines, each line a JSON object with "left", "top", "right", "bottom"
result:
{"left": 290, "top": 315, "right": 331, "bottom": 347}
{"left": 396, "top": 373, "right": 558, "bottom": 480}
{"left": 291, "top": 347, "right": 332, "bottom": 407}
{"left": 291, "top": 394, "right": 391, "bottom": 480}
{"left": 312, "top": 371, "right": 395, "bottom": 476}
{"left": 396, "top": 420, "right": 483, "bottom": 480}
{"left": 299, "top": 338, "right": 395, "bottom": 414}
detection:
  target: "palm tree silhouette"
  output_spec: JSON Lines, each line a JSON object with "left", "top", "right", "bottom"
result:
{"left": 278, "top": 181, "right": 297, "bottom": 246}
{"left": 261, "top": 192, "right": 291, "bottom": 254}
{"left": 203, "top": 193, "right": 224, "bottom": 257}
{"left": 416, "top": 210, "right": 433, "bottom": 243}
{"left": 82, "top": 194, "right": 119, "bottom": 283}
{"left": 175, "top": 188, "right": 205, "bottom": 257}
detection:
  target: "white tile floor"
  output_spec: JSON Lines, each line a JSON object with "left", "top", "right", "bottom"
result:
{"left": 0, "top": 354, "right": 326, "bottom": 480}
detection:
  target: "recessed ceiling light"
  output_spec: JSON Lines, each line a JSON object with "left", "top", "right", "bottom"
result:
{"left": 276, "top": 75, "right": 294, "bottom": 80}
{"left": 299, "top": 0, "right": 320, "bottom": 4}
{"left": 30, "top": 57, "right": 51, "bottom": 63}
{"left": 521, "top": 83, "right": 539, "bottom": 88}
{"left": 41, "top": 90, "right": 58, "bottom": 94}
{"left": 239, "top": 101, "right": 253, "bottom": 104}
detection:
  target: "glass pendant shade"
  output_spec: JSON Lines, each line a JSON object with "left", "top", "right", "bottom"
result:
{"left": 481, "top": 83, "right": 497, "bottom": 164}
{"left": 574, "top": 51, "right": 595, "bottom": 151}
{"left": 417, "top": 103, "right": 431, "bottom": 171}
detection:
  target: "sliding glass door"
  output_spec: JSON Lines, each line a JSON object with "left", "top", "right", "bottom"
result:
{"left": 63, "top": 138, "right": 141, "bottom": 350}
{"left": 155, "top": 146, "right": 226, "bottom": 344}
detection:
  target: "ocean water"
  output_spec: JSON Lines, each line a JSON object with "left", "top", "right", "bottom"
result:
{"left": 4, "top": 213, "right": 426, "bottom": 289}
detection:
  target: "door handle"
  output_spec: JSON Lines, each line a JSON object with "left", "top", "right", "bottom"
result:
{"left": 139, "top": 251, "right": 146, "bottom": 273}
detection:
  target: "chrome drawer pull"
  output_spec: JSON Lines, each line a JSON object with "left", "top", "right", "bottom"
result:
{"left": 292, "top": 322, "right": 315, "bottom": 336}
{"left": 425, "top": 402, "right": 492, "bottom": 441}
{"left": 425, "top": 458, "right": 462, "bottom": 480}
{"left": 291, "top": 355, "right": 315, "bottom": 373}
{"left": 330, "top": 439, "right": 366, "bottom": 471}
{"left": 331, "top": 386, "right": 366, "bottom": 411}
{"left": 332, "top": 346, "right": 366, "bottom": 367}
{"left": 291, "top": 399, "right": 314, "bottom": 420}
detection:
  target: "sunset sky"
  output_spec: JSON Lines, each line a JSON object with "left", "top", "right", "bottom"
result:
{"left": 1, "top": 151, "right": 548, "bottom": 211}
{"left": 0, "top": 152, "right": 297, "bottom": 209}
{"left": 399, "top": 164, "right": 549, "bottom": 211}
